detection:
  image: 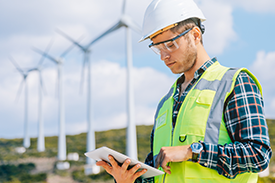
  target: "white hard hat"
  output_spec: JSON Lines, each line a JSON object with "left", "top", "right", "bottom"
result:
{"left": 139, "top": 0, "right": 206, "bottom": 42}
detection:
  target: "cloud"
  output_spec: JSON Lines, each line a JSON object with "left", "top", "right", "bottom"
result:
{"left": 250, "top": 50, "right": 275, "bottom": 118}
{"left": 195, "top": 0, "right": 237, "bottom": 55}
{"left": 250, "top": 51, "right": 275, "bottom": 81}
{"left": 230, "top": 0, "right": 275, "bottom": 13}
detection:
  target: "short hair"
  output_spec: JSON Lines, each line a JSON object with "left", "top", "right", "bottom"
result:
{"left": 170, "top": 18, "right": 204, "bottom": 45}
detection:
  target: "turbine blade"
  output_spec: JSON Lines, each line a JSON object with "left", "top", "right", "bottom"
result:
{"left": 32, "top": 47, "right": 58, "bottom": 64}
{"left": 9, "top": 56, "right": 24, "bottom": 74}
{"left": 122, "top": 0, "right": 126, "bottom": 14}
{"left": 60, "top": 34, "right": 86, "bottom": 58}
{"left": 38, "top": 38, "right": 54, "bottom": 66}
{"left": 56, "top": 28, "right": 86, "bottom": 51}
{"left": 15, "top": 78, "right": 25, "bottom": 103}
{"left": 26, "top": 68, "right": 37, "bottom": 72}
{"left": 39, "top": 71, "right": 47, "bottom": 95}
{"left": 87, "top": 21, "right": 122, "bottom": 48}
{"left": 79, "top": 59, "right": 87, "bottom": 95}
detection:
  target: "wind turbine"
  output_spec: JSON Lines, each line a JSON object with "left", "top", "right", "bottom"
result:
{"left": 23, "top": 65, "right": 46, "bottom": 152}
{"left": 31, "top": 41, "right": 53, "bottom": 152}
{"left": 88, "top": 0, "right": 142, "bottom": 160}
{"left": 10, "top": 42, "right": 49, "bottom": 151}
{"left": 9, "top": 56, "right": 33, "bottom": 149}
{"left": 32, "top": 42, "right": 73, "bottom": 161}
{"left": 56, "top": 29, "right": 101, "bottom": 174}
{"left": 32, "top": 39, "right": 79, "bottom": 161}
{"left": 54, "top": 30, "right": 97, "bottom": 171}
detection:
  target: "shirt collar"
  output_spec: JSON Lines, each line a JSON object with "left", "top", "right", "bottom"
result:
{"left": 195, "top": 57, "right": 217, "bottom": 79}
{"left": 177, "top": 57, "right": 217, "bottom": 84}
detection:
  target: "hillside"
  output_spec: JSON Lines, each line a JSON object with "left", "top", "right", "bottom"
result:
{"left": 0, "top": 125, "right": 152, "bottom": 182}
{"left": 0, "top": 121, "right": 275, "bottom": 183}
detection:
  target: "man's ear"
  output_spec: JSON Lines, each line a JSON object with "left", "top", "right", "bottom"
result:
{"left": 192, "top": 27, "right": 201, "bottom": 45}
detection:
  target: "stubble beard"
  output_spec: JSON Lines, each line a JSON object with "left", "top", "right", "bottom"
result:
{"left": 174, "top": 38, "right": 197, "bottom": 74}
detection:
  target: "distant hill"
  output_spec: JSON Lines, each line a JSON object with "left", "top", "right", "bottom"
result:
{"left": 0, "top": 125, "right": 152, "bottom": 163}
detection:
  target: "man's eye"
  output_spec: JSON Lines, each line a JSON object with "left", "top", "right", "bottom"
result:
{"left": 166, "top": 42, "right": 175, "bottom": 48}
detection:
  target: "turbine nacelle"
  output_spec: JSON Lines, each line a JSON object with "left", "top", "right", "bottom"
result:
{"left": 119, "top": 14, "right": 142, "bottom": 34}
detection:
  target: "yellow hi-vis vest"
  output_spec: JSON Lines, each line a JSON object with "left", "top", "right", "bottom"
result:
{"left": 153, "top": 62, "right": 262, "bottom": 183}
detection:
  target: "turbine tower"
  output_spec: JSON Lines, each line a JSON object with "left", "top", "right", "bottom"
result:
{"left": 9, "top": 56, "right": 33, "bottom": 149}
{"left": 88, "top": 0, "right": 141, "bottom": 160}
{"left": 36, "top": 66, "right": 45, "bottom": 152}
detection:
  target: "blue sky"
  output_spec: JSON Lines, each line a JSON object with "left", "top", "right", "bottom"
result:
{"left": 0, "top": 0, "right": 275, "bottom": 139}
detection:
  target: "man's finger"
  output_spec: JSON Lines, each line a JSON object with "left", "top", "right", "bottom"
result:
{"left": 129, "top": 163, "right": 141, "bottom": 174}
{"left": 133, "top": 168, "right": 148, "bottom": 180}
{"left": 121, "top": 158, "right": 131, "bottom": 172}
{"left": 96, "top": 161, "right": 112, "bottom": 174}
{"left": 155, "top": 153, "right": 163, "bottom": 169}
{"left": 161, "top": 161, "right": 171, "bottom": 175}
{"left": 108, "top": 155, "right": 119, "bottom": 169}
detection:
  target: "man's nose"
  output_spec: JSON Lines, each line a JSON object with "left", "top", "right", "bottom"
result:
{"left": 160, "top": 50, "right": 170, "bottom": 61}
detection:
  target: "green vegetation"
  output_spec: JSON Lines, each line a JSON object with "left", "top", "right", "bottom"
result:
{"left": 0, "top": 163, "right": 46, "bottom": 183}
{"left": 72, "top": 169, "right": 113, "bottom": 183}
{"left": 0, "top": 121, "right": 274, "bottom": 182}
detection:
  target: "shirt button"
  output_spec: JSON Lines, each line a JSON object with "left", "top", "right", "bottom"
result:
{"left": 204, "top": 163, "right": 208, "bottom": 166}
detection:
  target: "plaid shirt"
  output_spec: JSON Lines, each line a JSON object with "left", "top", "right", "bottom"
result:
{"left": 139, "top": 58, "right": 272, "bottom": 182}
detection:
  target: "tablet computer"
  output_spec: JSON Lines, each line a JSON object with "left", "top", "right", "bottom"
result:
{"left": 84, "top": 146, "right": 164, "bottom": 179}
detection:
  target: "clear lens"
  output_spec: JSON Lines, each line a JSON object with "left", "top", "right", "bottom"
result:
{"left": 150, "top": 40, "right": 179, "bottom": 55}
{"left": 150, "top": 46, "right": 161, "bottom": 54}
{"left": 165, "top": 40, "right": 179, "bottom": 51}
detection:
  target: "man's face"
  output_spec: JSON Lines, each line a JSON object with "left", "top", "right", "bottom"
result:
{"left": 151, "top": 29, "right": 197, "bottom": 74}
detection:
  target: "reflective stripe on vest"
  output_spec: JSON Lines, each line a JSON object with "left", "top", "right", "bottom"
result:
{"left": 152, "top": 62, "right": 259, "bottom": 183}
{"left": 198, "top": 68, "right": 238, "bottom": 144}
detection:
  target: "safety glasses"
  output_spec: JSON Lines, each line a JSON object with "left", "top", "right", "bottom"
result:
{"left": 148, "top": 28, "right": 192, "bottom": 55}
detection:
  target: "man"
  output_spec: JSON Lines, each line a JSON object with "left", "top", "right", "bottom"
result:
{"left": 96, "top": 0, "right": 272, "bottom": 182}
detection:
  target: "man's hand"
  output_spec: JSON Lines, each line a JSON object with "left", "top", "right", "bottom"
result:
{"left": 155, "top": 145, "right": 192, "bottom": 174}
{"left": 96, "top": 155, "right": 147, "bottom": 183}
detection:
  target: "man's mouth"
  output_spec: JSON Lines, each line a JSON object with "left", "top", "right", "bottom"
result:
{"left": 166, "top": 61, "right": 176, "bottom": 68}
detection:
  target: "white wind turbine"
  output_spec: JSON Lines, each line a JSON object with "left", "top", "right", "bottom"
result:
{"left": 9, "top": 56, "right": 33, "bottom": 149}
{"left": 88, "top": 0, "right": 142, "bottom": 160}
{"left": 55, "top": 29, "right": 99, "bottom": 173}
{"left": 32, "top": 44, "right": 72, "bottom": 161}
{"left": 32, "top": 40, "right": 78, "bottom": 160}
{"left": 28, "top": 40, "right": 53, "bottom": 152}
{"left": 10, "top": 46, "right": 49, "bottom": 151}
{"left": 54, "top": 31, "right": 101, "bottom": 173}
{"left": 23, "top": 65, "right": 46, "bottom": 152}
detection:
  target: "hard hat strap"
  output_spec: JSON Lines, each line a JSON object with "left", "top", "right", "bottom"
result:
{"left": 190, "top": 18, "right": 205, "bottom": 34}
